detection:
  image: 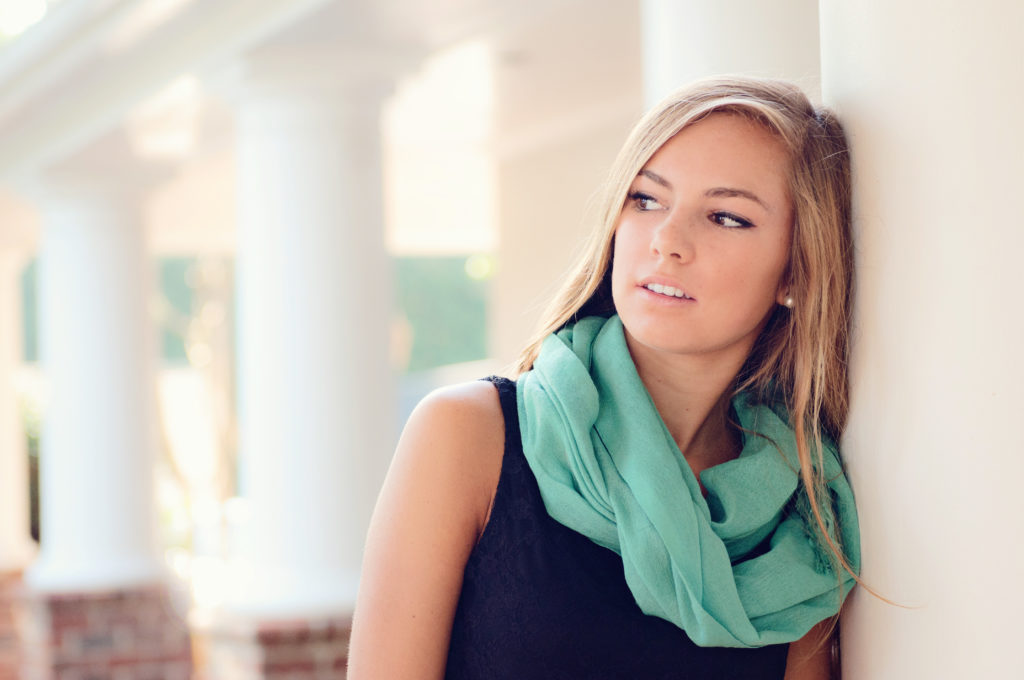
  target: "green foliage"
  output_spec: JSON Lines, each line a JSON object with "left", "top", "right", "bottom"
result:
{"left": 394, "top": 255, "right": 491, "bottom": 373}
{"left": 159, "top": 257, "right": 193, "bottom": 362}
{"left": 20, "top": 258, "right": 37, "bottom": 362}
{"left": 19, "top": 256, "right": 198, "bottom": 363}
{"left": 19, "top": 253, "right": 490, "bottom": 372}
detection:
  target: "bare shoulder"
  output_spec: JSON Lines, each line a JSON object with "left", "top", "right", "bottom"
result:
{"left": 348, "top": 379, "right": 507, "bottom": 679}
{"left": 402, "top": 380, "right": 506, "bottom": 516}
{"left": 379, "top": 379, "right": 507, "bottom": 542}
{"left": 411, "top": 378, "right": 505, "bottom": 435}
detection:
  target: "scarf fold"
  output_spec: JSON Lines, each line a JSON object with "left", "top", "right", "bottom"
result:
{"left": 517, "top": 315, "right": 860, "bottom": 648}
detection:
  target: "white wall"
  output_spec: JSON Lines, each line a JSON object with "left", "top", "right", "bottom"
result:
{"left": 821, "top": 2, "right": 1024, "bottom": 677}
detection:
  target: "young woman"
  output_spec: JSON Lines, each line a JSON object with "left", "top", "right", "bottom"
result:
{"left": 348, "top": 76, "right": 860, "bottom": 680}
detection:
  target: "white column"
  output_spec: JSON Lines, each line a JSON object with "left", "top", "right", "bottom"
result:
{"left": 228, "top": 47, "right": 400, "bottom": 616}
{"left": 640, "top": 0, "right": 821, "bottom": 106}
{"left": 0, "top": 249, "right": 35, "bottom": 572}
{"left": 820, "top": 2, "right": 1024, "bottom": 678}
{"left": 25, "top": 175, "right": 163, "bottom": 591}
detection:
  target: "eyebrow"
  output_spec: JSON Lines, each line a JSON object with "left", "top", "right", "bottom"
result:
{"left": 639, "top": 169, "right": 671, "bottom": 188}
{"left": 705, "top": 187, "right": 769, "bottom": 211}
{"left": 638, "top": 169, "right": 770, "bottom": 211}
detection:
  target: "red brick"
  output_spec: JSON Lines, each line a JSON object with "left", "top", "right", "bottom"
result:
{"left": 0, "top": 572, "right": 24, "bottom": 680}
{"left": 193, "top": 613, "right": 351, "bottom": 680}
{"left": 18, "top": 584, "right": 193, "bottom": 679}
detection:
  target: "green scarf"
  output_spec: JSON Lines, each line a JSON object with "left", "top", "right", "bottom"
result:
{"left": 516, "top": 315, "right": 860, "bottom": 648}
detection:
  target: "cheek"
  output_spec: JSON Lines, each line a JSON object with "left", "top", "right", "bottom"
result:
{"left": 609, "top": 229, "right": 632, "bottom": 295}
{"left": 718, "top": 250, "right": 788, "bottom": 313}
{"left": 609, "top": 244, "right": 625, "bottom": 308}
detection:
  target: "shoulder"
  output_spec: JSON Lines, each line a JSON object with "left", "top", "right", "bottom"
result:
{"left": 410, "top": 379, "right": 506, "bottom": 434}
{"left": 403, "top": 379, "right": 507, "bottom": 469}
{"left": 395, "top": 379, "right": 507, "bottom": 535}
{"left": 348, "top": 380, "right": 508, "bottom": 678}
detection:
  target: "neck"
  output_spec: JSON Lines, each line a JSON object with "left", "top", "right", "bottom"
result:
{"left": 624, "top": 331, "right": 749, "bottom": 471}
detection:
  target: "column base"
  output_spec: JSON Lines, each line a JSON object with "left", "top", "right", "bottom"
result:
{"left": 0, "top": 571, "right": 23, "bottom": 680}
{"left": 192, "top": 612, "right": 352, "bottom": 680}
{"left": 20, "top": 583, "right": 193, "bottom": 680}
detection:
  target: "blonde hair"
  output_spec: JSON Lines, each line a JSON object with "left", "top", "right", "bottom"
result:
{"left": 513, "top": 76, "right": 856, "bottom": 580}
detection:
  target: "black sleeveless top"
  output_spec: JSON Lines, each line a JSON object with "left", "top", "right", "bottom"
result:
{"left": 445, "top": 377, "right": 789, "bottom": 679}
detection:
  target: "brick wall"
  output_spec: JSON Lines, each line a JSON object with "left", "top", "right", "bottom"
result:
{"left": 0, "top": 572, "right": 23, "bottom": 680}
{"left": 194, "top": 614, "right": 351, "bottom": 680}
{"left": 19, "top": 584, "right": 193, "bottom": 680}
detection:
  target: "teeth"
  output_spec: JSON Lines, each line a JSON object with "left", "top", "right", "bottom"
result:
{"left": 645, "top": 283, "right": 689, "bottom": 299}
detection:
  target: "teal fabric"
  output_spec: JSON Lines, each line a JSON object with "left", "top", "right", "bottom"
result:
{"left": 516, "top": 315, "right": 860, "bottom": 648}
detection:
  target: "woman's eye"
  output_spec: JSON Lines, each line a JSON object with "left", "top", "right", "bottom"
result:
{"left": 627, "top": 191, "right": 664, "bottom": 211}
{"left": 710, "top": 212, "right": 753, "bottom": 228}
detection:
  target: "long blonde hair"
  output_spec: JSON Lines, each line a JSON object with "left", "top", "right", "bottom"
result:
{"left": 513, "top": 76, "right": 855, "bottom": 579}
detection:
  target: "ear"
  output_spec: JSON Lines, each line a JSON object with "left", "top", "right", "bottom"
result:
{"left": 776, "top": 280, "right": 794, "bottom": 308}
{"left": 775, "top": 254, "right": 794, "bottom": 306}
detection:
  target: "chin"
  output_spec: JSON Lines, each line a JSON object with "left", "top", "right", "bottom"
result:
{"left": 621, "top": 316, "right": 699, "bottom": 353}
{"left": 620, "top": 313, "right": 763, "bottom": 363}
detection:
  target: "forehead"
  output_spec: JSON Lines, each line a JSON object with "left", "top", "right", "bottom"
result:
{"left": 644, "top": 113, "right": 791, "bottom": 213}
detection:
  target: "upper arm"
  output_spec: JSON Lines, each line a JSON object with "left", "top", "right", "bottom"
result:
{"left": 347, "top": 380, "right": 505, "bottom": 680}
{"left": 784, "top": 618, "right": 838, "bottom": 680}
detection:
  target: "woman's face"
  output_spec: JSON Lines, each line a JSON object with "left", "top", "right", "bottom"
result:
{"left": 611, "top": 113, "right": 793, "bottom": 365}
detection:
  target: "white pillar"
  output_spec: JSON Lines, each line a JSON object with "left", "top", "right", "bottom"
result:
{"left": 820, "top": 2, "right": 1024, "bottom": 678}
{"left": 640, "top": 0, "right": 821, "bottom": 107}
{"left": 0, "top": 249, "right": 35, "bottom": 571}
{"left": 229, "top": 47, "right": 400, "bottom": 616}
{"left": 25, "top": 174, "right": 163, "bottom": 591}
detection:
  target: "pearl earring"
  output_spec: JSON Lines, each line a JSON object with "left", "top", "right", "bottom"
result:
{"left": 783, "top": 295, "right": 795, "bottom": 308}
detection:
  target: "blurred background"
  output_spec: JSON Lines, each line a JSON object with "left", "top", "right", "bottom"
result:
{"left": 0, "top": 1, "right": 648, "bottom": 677}
{"left": 1, "top": 0, "right": 1022, "bottom": 679}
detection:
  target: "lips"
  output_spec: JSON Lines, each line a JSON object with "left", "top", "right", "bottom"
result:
{"left": 638, "top": 277, "right": 695, "bottom": 301}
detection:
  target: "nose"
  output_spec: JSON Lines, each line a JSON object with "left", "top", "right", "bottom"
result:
{"left": 650, "top": 214, "right": 695, "bottom": 262}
